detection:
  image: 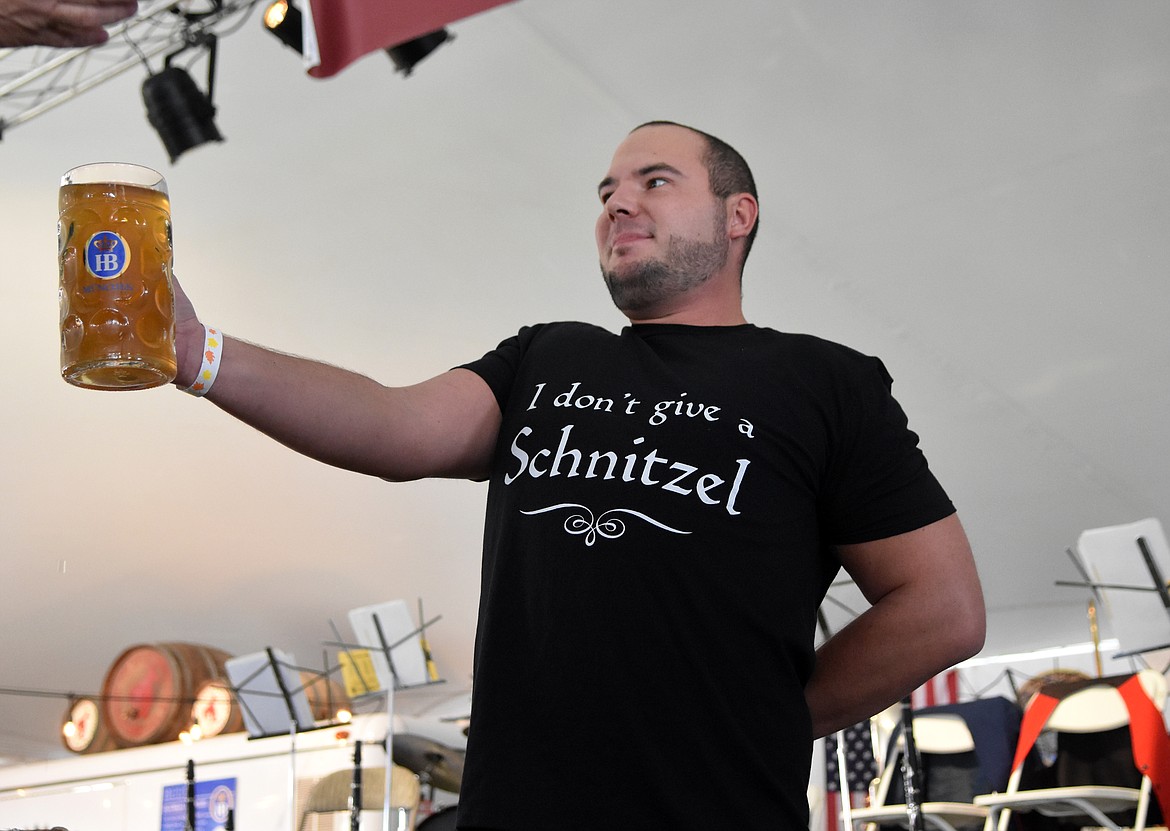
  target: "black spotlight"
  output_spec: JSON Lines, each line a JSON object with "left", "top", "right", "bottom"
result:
{"left": 263, "top": 0, "right": 303, "bottom": 53}
{"left": 142, "top": 65, "right": 223, "bottom": 162}
{"left": 385, "top": 29, "right": 452, "bottom": 76}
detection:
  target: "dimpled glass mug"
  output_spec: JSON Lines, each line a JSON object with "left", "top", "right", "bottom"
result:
{"left": 58, "top": 162, "right": 176, "bottom": 390}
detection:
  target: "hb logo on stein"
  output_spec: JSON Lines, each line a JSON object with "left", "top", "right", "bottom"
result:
{"left": 85, "top": 231, "right": 130, "bottom": 280}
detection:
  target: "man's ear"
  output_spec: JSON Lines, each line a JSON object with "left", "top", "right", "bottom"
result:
{"left": 727, "top": 193, "right": 759, "bottom": 242}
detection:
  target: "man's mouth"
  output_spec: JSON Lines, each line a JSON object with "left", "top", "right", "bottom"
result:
{"left": 611, "top": 229, "right": 652, "bottom": 251}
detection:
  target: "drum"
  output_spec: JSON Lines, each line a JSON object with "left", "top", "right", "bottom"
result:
{"left": 417, "top": 806, "right": 459, "bottom": 830}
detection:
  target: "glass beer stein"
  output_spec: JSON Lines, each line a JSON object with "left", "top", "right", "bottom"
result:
{"left": 58, "top": 163, "right": 176, "bottom": 390}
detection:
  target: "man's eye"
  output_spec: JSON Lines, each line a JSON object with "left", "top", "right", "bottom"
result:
{"left": 647, "top": 177, "right": 668, "bottom": 189}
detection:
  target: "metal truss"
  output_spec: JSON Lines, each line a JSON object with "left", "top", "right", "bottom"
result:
{"left": 0, "top": 0, "right": 260, "bottom": 138}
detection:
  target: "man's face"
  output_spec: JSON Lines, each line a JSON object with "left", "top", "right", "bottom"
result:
{"left": 595, "top": 125, "right": 731, "bottom": 317}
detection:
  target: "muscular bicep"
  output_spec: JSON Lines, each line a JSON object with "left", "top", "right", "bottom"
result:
{"left": 835, "top": 513, "right": 985, "bottom": 621}
{"left": 807, "top": 514, "right": 985, "bottom": 736}
{"left": 373, "top": 367, "right": 502, "bottom": 482}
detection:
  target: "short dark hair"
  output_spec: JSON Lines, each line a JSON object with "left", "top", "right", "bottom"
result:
{"left": 632, "top": 121, "right": 759, "bottom": 268}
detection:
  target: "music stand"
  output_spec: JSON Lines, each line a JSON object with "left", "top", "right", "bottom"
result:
{"left": 341, "top": 599, "right": 442, "bottom": 831}
{"left": 223, "top": 647, "right": 316, "bottom": 739}
{"left": 347, "top": 599, "right": 431, "bottom": 692}
{"left": 1070, "top": 517, "right": 1170, "bottom": 658}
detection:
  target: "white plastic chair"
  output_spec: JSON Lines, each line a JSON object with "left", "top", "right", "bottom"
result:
{"left": 841, "top": 713, "right": 988, "bottom": 831}
{"left": 974, "top": 668, "right": 1168, "bottom": 831}
{"left": 299, "top": 764, "right": 421, "bottom": 831}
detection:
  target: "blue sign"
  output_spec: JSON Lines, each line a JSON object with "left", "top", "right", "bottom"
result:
{"left": 161, "top": 777, "right": 236, "bottom": 831}
{"left": 85, "top": 230, "right": 130, "bottom": 280}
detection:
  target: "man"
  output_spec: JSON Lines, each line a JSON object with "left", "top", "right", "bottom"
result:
{"left": 170, "top": 122, "right": 985, "bottom": 829}
{"left": 0, "top": 0, "right": 136, "bottom": 47}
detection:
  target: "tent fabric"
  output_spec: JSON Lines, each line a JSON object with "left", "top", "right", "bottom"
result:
{"left": 306, "top": 0, "right": 515, "bottom": 78}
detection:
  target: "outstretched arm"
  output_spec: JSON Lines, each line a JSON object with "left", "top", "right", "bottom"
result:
{"left": 173, "top": 278, "right": 501, "bottom": 483}
{"left": 805, "top": 513, "right": 985, "bottom": 738}
{"left": 0, "top": 0, "right": 137, "bottom": 47}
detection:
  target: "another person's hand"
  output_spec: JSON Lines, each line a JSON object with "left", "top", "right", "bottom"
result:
{"left": 0, "top": 0, "right": 137, "bottom": 48}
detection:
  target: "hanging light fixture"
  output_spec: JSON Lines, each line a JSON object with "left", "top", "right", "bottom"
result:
{"left": 385, "top": 29, "right": 453, "bottom": 76}
{"left": 262, "top": 0, "right": 303, "bottom": 53}
{"left": 141, "top": 39, "right": 224, "bottom": 163}
{"left": 261, "top": 2, "right": 453, "bottom": 78}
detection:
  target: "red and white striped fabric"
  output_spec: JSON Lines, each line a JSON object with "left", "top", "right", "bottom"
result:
{"left": 825, "top": 789, "right": 869, "bottom": 831}
{"left": 911, "top": 668, "right": 962, "bottom": 709}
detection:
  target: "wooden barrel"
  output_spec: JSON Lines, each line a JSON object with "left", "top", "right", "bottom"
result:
{"left": 190, "top": 679, "right": 244, "bottom": 737}
{"left": 101, "top": 642, "right": 232, "bottom": 747}
{"left": 301, "top": 671, "right": 351, "bottom": 722}
{"left": 61, "top": 697, "right": 118, "bottom": 754}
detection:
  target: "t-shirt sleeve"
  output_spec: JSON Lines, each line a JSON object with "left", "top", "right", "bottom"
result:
{"left": 457, "top": 325, "right": 540, "bottom": 411}
{"left": 820, "top": 355, "right": 955, "bottom": 545}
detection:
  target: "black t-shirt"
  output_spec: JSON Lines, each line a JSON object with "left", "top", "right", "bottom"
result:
{"left": 455, "top": 322, "right": 955, "bottom": 830}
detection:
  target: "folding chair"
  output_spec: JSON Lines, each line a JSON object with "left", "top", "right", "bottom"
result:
{"left": 975, "top": 668, "right": 1170, "bottom": 831}
{"left": 299, "top": 764, "right": 421, "bottom": 831}
{"left": 841, "top": 712, "right": 988, "bottom": 831}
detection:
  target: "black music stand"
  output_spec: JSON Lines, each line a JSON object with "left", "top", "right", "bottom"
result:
{"left": 223, "top": 647, "right": 316, "bottom": 739}
{"left": 346, "top": 599, "right": 433, "bottom": 693}
{"left": 334, "top": 599, "right": 443, "bottom": 831}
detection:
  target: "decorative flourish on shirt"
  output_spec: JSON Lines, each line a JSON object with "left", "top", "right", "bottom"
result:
{"left": 521, "top": 503, "right": 691, "bottom": 546}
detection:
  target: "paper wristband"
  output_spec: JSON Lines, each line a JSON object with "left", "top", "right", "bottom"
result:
{"left": 180, "top": 325, "right": 223, "bottom": 397}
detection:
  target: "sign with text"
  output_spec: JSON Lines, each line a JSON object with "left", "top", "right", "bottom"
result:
{"left": 160, "top": 776, "right": 236, "bottom": 831}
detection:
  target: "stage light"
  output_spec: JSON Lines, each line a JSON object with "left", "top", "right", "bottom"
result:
{"left": 385, "top": 29, "right": 452, "bottom": 76}
{"left": 142, "top": 64, "right": 223, "bottom": 162}
{"left": 263, "top": 0, "right": 303, "bottom": 53}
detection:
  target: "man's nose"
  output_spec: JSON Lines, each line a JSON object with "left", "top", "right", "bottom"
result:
{"left": 605, "top": 183, "right": 638, "bottom": 218}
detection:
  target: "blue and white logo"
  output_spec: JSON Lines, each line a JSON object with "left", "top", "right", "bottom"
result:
{"left": 85, "top": 230, "right": 130, "bottom": 280}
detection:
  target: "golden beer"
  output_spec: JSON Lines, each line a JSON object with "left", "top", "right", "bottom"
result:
{"left": 58, "top": 163, "right": 176, "bottom": 390}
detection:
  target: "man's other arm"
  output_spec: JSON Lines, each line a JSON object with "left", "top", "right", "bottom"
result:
{"left": 804, "top": 513, "right": 986, "bottom": 738}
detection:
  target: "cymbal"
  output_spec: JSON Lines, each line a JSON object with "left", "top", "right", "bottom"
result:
{"left": 392, "top": 733, "right": 465, "bottom": 793}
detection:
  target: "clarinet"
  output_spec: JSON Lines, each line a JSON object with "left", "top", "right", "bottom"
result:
{"left": 350, "top": 740, "right": 363, "bottom": 831}
{"left": 184, "top": 759, "right": 196, "bottom": 831}
{"left": 899, "top": 697, "right": 926, "bottom": 831}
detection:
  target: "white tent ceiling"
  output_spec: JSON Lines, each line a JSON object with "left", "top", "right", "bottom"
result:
{"left": 2, "top": 0, "right": 1168, "bottom": 762}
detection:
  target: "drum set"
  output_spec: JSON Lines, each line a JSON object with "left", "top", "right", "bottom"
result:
{"left": 393, "top": 733, "right": 465, "bottom": 829}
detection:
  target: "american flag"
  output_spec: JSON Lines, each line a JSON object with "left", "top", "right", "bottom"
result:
{"left": 911, "top": 668, "right": 961, "bottom": 709}
{"left": 825, "top": 721, "right": 877, "bottom": 831}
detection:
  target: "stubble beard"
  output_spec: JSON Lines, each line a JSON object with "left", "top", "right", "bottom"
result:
{"left": 601, "top": 230, "right": 729, "bottom": 317}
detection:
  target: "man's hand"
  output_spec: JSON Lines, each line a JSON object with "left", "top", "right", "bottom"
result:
{"left": 0, "top": 0, "right": 137, "bottom": 48}
{"left": 170, "top": 273, "right": 206, "bottom": 389}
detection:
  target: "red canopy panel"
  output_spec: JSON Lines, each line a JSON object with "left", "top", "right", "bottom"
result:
{"left": 307, "top": 0, "right": 516, "bottom": 78}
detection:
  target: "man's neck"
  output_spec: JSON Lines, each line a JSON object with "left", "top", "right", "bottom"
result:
{"left": 623, "top": 272, "right": 748, "bottom": 326}
{"left": 627, "top": 307, "right": 748, "bottom": 326}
